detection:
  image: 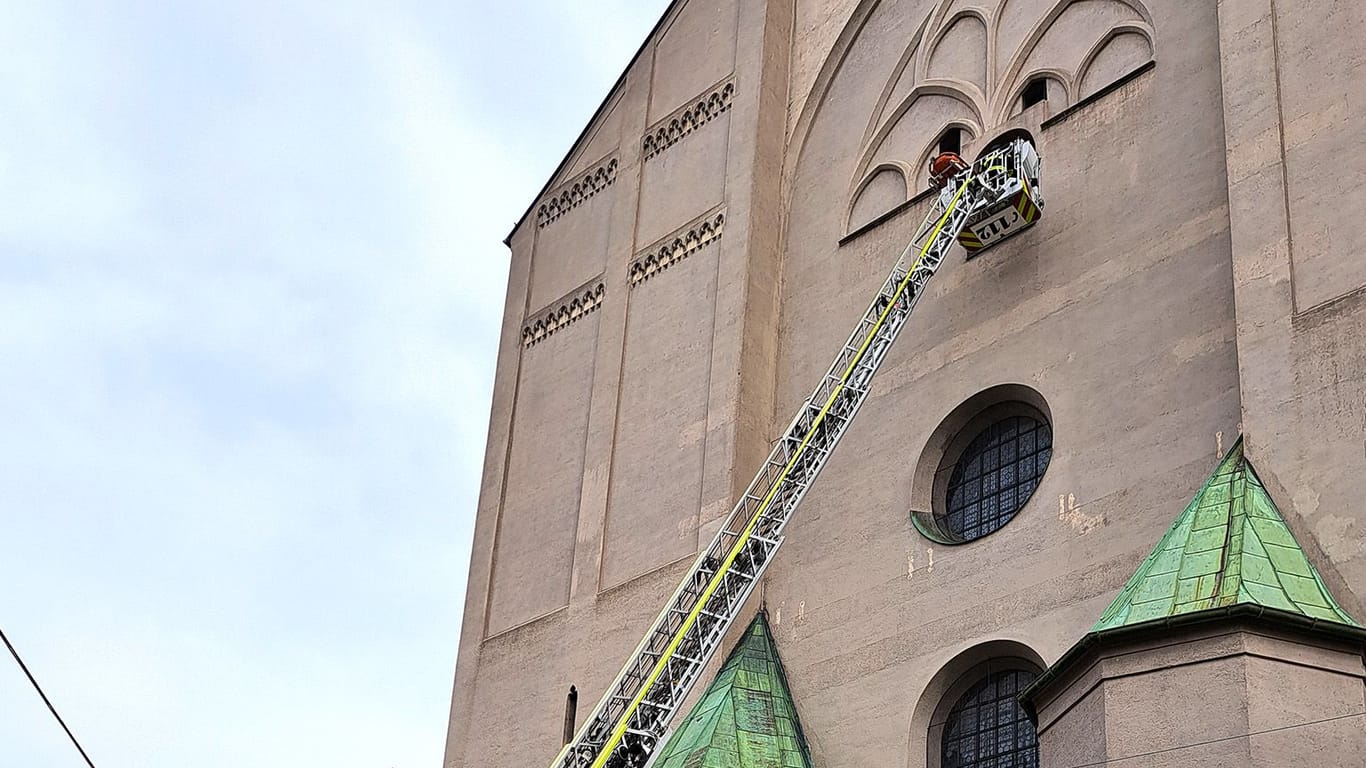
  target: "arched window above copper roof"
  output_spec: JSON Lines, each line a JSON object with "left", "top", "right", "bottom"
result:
{"left": 942, "top": 668, "right": 1040, "bottom": 768}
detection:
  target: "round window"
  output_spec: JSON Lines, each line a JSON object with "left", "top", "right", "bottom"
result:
{"left": 941, "top": 415, "right": 1052, "bottom": 542}
{"left": 911, "top": 395, "right": 1053, "bottom": 545}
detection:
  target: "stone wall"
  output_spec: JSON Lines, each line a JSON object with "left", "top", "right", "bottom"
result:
{"left": 445, "top": 1, "right": 1366, "bottom": 766}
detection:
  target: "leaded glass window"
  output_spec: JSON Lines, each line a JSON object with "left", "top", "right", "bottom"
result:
{"left": 942, "top": 669, "right": 1039, "bottom": 768}
{"left": 943, "top": 415, "right": 1051, "bottom": 541}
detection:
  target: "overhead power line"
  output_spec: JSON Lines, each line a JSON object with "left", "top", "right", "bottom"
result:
{"left": 1, "top": 626, "right": 98, "bottom": 768}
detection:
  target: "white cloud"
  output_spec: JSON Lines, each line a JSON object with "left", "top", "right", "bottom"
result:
{"left": 0, "top": 1, "right": 670, "bottom": 766}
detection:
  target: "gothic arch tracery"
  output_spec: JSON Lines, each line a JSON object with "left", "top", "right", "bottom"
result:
{"left": 835, "top": 0, "right": 1155, "bottom": 233}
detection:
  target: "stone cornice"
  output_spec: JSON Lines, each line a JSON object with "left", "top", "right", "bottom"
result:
{"left": 521, "top": 279, "right": 605, "bottom": 348}
{"left": 536, "top": 156, "right": 619, "bottom": 229}
{"left": 642, "top": 78, "right": 735, "bottom": 161}
{"left": 628, "top": 208, "right": 726, "bottom": 286}
{"left": 1019, "top": 603, "right": 1366, "bottom": 724}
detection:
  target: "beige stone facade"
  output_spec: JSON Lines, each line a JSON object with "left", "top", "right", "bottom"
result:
{"left": 1026, "top": 614, "right": 1366, "bottom": 768}
{"left": 445, "top": 1, "right": 1366, "bottom": 765}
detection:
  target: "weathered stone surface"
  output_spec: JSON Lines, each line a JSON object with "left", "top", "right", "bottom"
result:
{"left": 1027, "top": 618, "right": 1366, "bottom": 768}
{"left": 446, "top": 2, "right": 1366, "bottom": 766}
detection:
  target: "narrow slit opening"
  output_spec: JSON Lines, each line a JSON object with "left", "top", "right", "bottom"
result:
{"left": 563, "top": 685, "right": 578, "bottom": 745}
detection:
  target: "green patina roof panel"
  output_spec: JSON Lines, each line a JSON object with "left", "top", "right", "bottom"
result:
{"left": 653, "top": 613, "right": 814, "bottom": 768}
{"left": 1093, "top": 437, "right": 1359, "bottom": 632}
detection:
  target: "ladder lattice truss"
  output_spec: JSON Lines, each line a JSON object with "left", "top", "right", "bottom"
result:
{"left": 552, "top": 139, "right": 1042, "bottom": 768}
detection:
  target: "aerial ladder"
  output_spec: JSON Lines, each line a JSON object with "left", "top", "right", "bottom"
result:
{"left": 550, "top": 138, "right": 1044, "bottom": 768}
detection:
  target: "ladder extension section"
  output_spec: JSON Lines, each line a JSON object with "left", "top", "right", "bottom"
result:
{"left": 552, "top": 139, "right": 1042, "bottom": 768}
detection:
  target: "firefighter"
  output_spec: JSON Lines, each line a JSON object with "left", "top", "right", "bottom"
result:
{"left": 928, "top": 151, "right": 969, "bottom": 188}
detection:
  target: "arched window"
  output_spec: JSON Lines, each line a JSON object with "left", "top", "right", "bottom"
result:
{"left": 942, "top": 668, "right": 1040, "bottom": 768}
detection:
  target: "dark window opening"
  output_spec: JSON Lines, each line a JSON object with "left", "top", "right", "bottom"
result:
{"left": 938, "top": 128, "right": 963, "bottom": 155}
{"left": 563, "top": 685, "right": 578, "bottom": 745}
{"left": 943, "top": 415, "right": 1051, "bottom": 542}
{"left": 942, "top": 669, "right": 1040, "bottom": 768}
{"left": 1021, "top": 78, "right": 1049, "bottom": 110}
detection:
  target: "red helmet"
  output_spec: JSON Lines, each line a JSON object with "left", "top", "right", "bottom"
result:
{"left": 929, "top": 152, "right": 966, "bottom": 187}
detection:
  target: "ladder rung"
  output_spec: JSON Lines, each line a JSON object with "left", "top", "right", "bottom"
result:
{"left": 699, "top": 607, "right": 730, "bottom": 622}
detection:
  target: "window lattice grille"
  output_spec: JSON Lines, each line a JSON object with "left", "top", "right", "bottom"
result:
{"left": 944, "top": 415, "right": 1052, "bottom": 541}
{"left": 942, "top": 669, "right": 1040, "bottom": 768}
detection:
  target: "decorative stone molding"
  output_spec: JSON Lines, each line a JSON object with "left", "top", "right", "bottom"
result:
{"left": 846, "top": 0, "right": 1156, "bottom": 208}
{"left": 521, "top": 280, "right": 605, "bottom": 348}
{"left": 536, "top": 157, "right": 619, "bottom": 229}
{"left": 642, "top": 79, "right": 735, "bottom": 161}
{"left": 629, "top": 209, "right": 725, "bottom": 286}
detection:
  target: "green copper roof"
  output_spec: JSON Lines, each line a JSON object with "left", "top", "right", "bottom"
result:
{"left": 654, "top": 613, "right": 814, "bottom": 768}
{"left": 1093, "top": 437, "right": 1359, "bottom": 632}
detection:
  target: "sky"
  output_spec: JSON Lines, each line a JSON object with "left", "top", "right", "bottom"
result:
{"left": 0, "top": 1, "right": 669, "bottom": 766}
